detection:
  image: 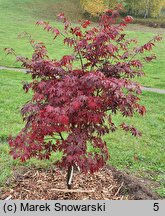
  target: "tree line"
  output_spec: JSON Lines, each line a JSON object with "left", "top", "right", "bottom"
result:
{"left": 80, "top": 0, "right": 165, "bottom": 18}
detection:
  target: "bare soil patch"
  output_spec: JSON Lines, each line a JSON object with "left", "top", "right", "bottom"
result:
{"left": 0, "top": 166, "right": 159, "bottom": 200}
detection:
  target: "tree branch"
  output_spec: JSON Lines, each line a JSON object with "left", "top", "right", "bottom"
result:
{"left": 59, "top": 132, "right": 64, "bottom": 140}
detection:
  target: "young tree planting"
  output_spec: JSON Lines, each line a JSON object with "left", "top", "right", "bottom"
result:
{"left": 8, "top": 6, "right": 162, "bottom": 189}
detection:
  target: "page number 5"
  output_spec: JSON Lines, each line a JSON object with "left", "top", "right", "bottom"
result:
{"left": 153, "top": 203, "right": 159, "bottom": 212}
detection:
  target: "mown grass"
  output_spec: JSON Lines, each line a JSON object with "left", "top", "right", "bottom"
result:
{"left": 0, "top": 69, "right": 61, "bottom": 184}
{"left": 0, "top": 0, "right": 165, "bottom": 89}
{"left": 0, "top": 70, "right": 31, "bottom": 141}
{"left": 105, "top": 91, "right": 165, "bottom": 197}
{"left": 0, "top": 0, "right": 81, "bottom": 67}
{"left": 0, "top": 70, "right": 164, "bottom": 197}
{"left": 124, "top": 31, "right": 165, "bottom": 89}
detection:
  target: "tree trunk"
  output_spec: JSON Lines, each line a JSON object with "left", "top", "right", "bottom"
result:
{"left": 144, "top": 0, "right": 150, "bottom": 18}
{"left": 66, "top": 166, "right": 74, "bottom": 189}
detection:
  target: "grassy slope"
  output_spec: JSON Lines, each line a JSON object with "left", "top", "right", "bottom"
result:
{"left": 0, "top": 70, "right": 61, "bottom": 184}
{"left": 125, "top": 31, "right": 165, "bottom": 89}
{"left": 0, "top": 70, "right": 31, "bottom": 141}
{"left": 105, "top": 91, "right": 165, "bottom": 197}
{"left": 0, "top": 0, "right": 164, "bottom": 89}
{"left": 0, "top": 70, "right": 164, "bottom": 196}
{"left": 0, "top": 0, "right": 82, "bottom": 67}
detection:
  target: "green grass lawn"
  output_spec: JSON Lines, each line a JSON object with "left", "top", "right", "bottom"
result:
{"left": 0, "top": 70, "right": 164, "bottom": 197}
{"left": 0, "top": 70, "right": 31, "bottom": 141}
{"left": 0, "top": 0, "right": 82, "bottom": 67}
{"left": 126, "top": 31, "right": 165, "bottom": 89}
{"left": 105, "top": 91, "right": 165, "bottom": 197}
{"left": 0, "top": 0, "right": 165, "bottom": 89}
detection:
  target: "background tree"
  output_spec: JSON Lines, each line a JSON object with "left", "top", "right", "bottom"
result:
{"left": 80, "top": 0, "right": 107, "bottom": 17}
{"left": 149, "top": 0, "right": 164, "bottom": 18}
{"left": 80, "top": 0, "right": 165, "bottom": 18}
{"left": 162, "top": 0, "right": 165, "bottom": 10}
{"left": 106, "top": 0, "right": 119, "bottom": 9}
{"left": 80, "top": 0, "right": 119, "bottom": 17}
{"left": 125, "top": 0, "right": 164, "bottom": 18}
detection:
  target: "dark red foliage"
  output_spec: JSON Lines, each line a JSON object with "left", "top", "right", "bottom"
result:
{"left": 123, "top": 15, "right": 134, "bottom": 23}
{"left": 8, "top": 8, "right": 162, "bottom": 174}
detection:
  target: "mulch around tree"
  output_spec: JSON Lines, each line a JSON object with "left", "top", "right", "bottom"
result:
{"left": 0, "top": 165, "right": 159, "bottom": 200}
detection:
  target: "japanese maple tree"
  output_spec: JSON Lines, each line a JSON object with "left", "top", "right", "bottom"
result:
{"left": 8, "top": 6, "right": 162, "bottom": 189}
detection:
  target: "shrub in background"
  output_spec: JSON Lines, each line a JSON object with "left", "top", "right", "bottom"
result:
{"left": 80, "top": 0, "right": 118, "bottom": 19}
{"left": 125, "top": 0, "right": 164, "bottom": 18}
